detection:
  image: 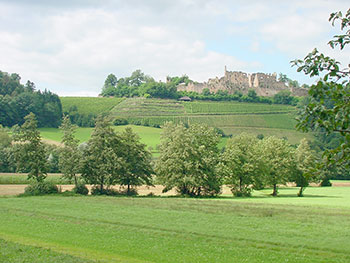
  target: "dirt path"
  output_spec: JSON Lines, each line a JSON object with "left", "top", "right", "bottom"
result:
{"left": 0, "top": 184, "right": 234, "bottom": 196}
{"left": 0, "top": 183, "right": 348, "bottom": 196}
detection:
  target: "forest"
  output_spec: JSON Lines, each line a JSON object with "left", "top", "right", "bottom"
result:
{"left": 0, "top": 71, "right": 62, "bottom": 127}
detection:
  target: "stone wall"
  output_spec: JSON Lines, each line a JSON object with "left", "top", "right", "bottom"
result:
{"left": 177, "top": 68, "right": 308, "bottom": 97}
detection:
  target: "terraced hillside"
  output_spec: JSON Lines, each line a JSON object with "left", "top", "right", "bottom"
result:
{"left": 109, "top": 98, "right": 312, "bottom": 143}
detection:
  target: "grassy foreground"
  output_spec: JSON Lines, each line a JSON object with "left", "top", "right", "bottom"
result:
{"left": 0, "top": 187, "right": 349, "bottom": 262}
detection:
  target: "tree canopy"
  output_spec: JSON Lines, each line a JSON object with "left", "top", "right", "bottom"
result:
{"left": 13, "top": 113, "right": 48, "bottom": 182}
{"left": 217, "top": 133, "right": 260, "bottom": 196}
{"left": 292, "top": 9, "right": 350, "bottom": 168}
{"left": 155, "top": 122, "right": 221, "bottom": 196}
{"left": 0, "top": 70, "right": 62, "bottom": 127}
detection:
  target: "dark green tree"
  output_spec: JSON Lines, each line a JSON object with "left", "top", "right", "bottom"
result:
{"left": 59, "top": 115, "right": 82, "bottom": 186}
{"left": 13, "top": 113, "right": 47, "bottom": 182}
{"left": 81, "top": 118, "right": 125, "bottom": 193}
{"left": 119, "top": 127, "right": 153, "bottom": 195}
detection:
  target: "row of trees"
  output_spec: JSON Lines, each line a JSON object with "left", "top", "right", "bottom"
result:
{"left": 100, "top": 71, "right": 301, "bottom": 106}
{"left": 11, "top": 113, "right": 153, "bottom": 195}
{"left": 178, "top": 89, "right": 300, "bottom": 105}
{"left": 8, "top": 113, "right": 319, "bottom": 197}
{"left": 0, "top": 70, "right": 62, "bottom": 127}
{"left": 156, "top": 123, "right": 318, "bottom": 197}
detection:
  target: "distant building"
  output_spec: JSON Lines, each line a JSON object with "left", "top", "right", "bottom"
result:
{"left": 177, "top": 66, "right": 308, "bottom": 97}
{"left": 179, "top": 96, "right": 192, "bottom": 102}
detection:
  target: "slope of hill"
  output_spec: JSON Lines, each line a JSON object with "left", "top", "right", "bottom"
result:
{"left": 60, "top": 97, "right": 312, "bottom": 144}
{"left": 61, "top": 97, "right": 124, "bottom": 115}
{"left": 109, "top": 98, "right": 311, "bottom": 144}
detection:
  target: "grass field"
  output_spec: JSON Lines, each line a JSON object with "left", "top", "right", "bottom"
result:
{"left": 39, "top": 125, "right": 161, "bottom": 147}
{"left": 40, "top": 125, "right": 232, "bottom": 156}
{"left": 61, "top": 97, "right": 124, "bottom": 115}
{"left": 0, "top": 187, "right": 349, "bottom": 262}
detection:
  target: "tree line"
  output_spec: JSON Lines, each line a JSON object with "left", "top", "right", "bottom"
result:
{"left": 2, "top": 112, "right": 322, "bottom": 197}
{"left": 0, "top": 70, "right": 62, "bottom": 127}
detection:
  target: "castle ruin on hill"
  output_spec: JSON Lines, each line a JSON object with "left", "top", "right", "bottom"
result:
{"left": 176, "top": 67, "right": 307, "bottom": 97}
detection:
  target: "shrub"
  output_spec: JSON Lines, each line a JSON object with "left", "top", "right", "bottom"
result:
{"left": 113, "top": 117, "right": 128, "bottom": 126}
{"left": 73, "top": 182, "right": 89, "bottom": 195}
{"left": 91, "top": 186, "right": 120, "bottom": 196}
{"left": 320, "top": 178, "right": 332, "bottom": 187}
{"left": 232, "top": 187, "right": 252, "bottom": 197}
{"left": 23, "top": 181, "right": 59, "bottom": 196}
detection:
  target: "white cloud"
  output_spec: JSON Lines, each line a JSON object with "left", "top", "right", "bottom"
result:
{"left": 0, "top": 0, "right": 349, "bottom": 95}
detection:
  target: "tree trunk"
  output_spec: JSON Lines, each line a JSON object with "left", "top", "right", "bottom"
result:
{"left": 272, "top": 184, "right": 278, "bottom": 196}
{"left": 298, "top": 186, "right": 304, "bottom": 197}
{"left": 127, "top": 183, "right": 130, "bottom": 195}
{"left": 239, "top": 177, "right": 243, "bottom": 193}
{"left": 74, "top": 175, "right": 78, "bottom": 187}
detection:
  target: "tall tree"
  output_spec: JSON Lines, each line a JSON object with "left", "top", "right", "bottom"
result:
{"left": 155, "top": 122, "right": 221, "bottom": 196}
{"left": 59, "top": 115, "right": 81, "bottom": 186}
{"left": 293, "top": 139, "right": 318, "bottom": 197}
{"left": 258, "top": 136, "right": 294, "bottom": 196}
{"left": 81, "top": 118, "right": 125, "bottom": 193}
{"left": 217, "top": 133, "right": 261, "bottom": 196}
{"left": 292, "top": 9, "right": 350, "bottom": 169}
{"left": 119, "top": 127, "right": 153, "bottom": 195}
{"left": 13, "top": 113, "right": 47, "bottom": 182}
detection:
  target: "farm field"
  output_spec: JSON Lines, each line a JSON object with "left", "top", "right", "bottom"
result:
{"left": 0, "top": 187, "right": 350, "bottom": 262}
{"left": 183, "top": 101, "right": 295, "bottom": 114}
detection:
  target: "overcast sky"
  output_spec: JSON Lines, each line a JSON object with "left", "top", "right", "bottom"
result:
{"left": 0, "top": 0, "right": 349, "bottom": 96}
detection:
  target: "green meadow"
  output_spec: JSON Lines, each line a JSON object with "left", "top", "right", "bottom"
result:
{"left": 39, "top": 125, "right": 161, "bottom": 147}
{"left": 0, "top": 187, "right": 349, "bottom": 262}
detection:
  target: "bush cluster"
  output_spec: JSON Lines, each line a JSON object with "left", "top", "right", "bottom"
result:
{"left": 23, "top": 181, "right": 59, "bottom": 196}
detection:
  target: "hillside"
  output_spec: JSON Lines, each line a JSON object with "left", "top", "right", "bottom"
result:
{"left": 108, "top": 98, "right": 312, "bottom": 144}
{"left": 61, "top": 97, "right": 124, "bottom": 115}
{"left": 59, "top": 97, "right": 312, "bottom": 144}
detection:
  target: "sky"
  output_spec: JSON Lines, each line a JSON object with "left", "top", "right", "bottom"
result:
{"left": 0, "top": 0, "right": 349, "bottom": 96}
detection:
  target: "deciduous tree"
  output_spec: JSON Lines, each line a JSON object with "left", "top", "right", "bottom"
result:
{"left": 13, "top": 113, "right": 47, "bottom": 182}
{"left": 217, "top": 133, "right": 260, "bottom": 196}
{"left": 59, "top": 115, "right": 81, "bottom": 186}
{"left": 292, "top": 9, "right": 350, "bottom": 169}
{"left": 293, "top": 138, "right": 318, "bottom": 197}
{"left": 81, "top": 118, "right": 125, "bottom": 193}
{"left": 155, "top": 122, "right": 221, "bottom": 196}
{"left": 119, "top": 127, "right": 153, "bottom": 195}
{"left": 258, "top": 136, "right": 294, "bottom": 196}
